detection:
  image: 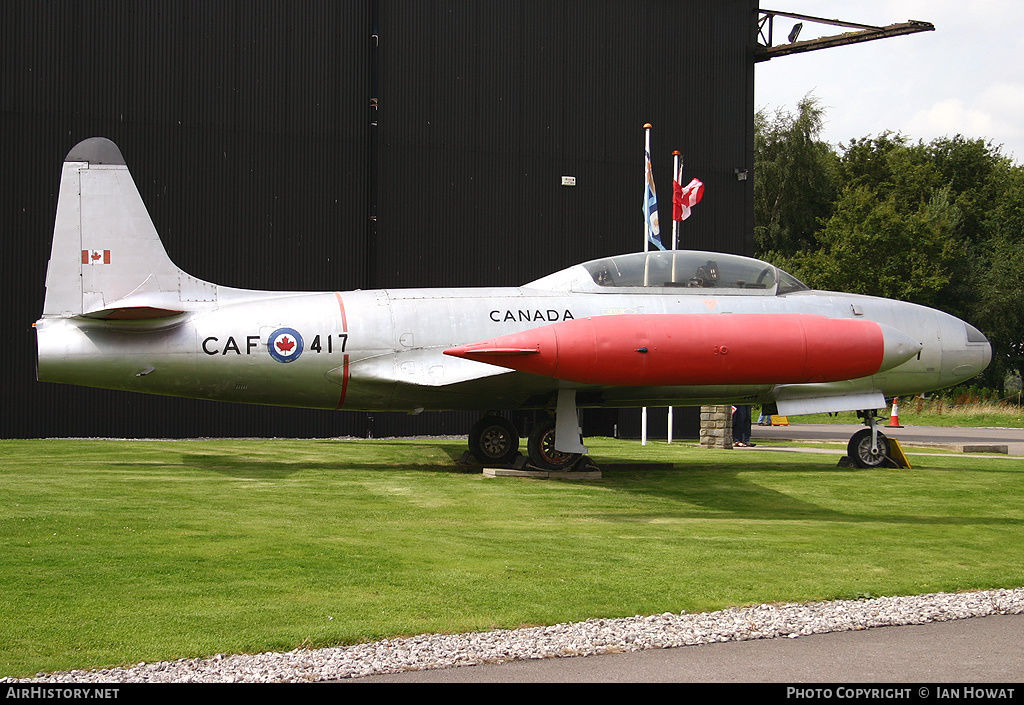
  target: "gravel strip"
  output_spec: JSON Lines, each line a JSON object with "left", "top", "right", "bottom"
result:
{"left": 5, "top": 588, "right": 1023, "bottom": 683}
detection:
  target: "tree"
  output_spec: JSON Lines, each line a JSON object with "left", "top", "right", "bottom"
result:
{"left": 792, "top": 184, "right": 963, "bottom": 308}
{"left": 754, "top": 94, "right": 838, "bottom": 257}
{"left": 968, "top": 165, "right": 1024, "bottom": 389}
{"left": 754, "top": 98, "right": 1024, "bottom": 392}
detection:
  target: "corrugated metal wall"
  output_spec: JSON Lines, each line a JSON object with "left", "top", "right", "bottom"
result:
{"left": 377, "top": 0, "right": 756, "bottom": 289}
{"left": 2, "top": 0, "right": 756, "bottom": 439}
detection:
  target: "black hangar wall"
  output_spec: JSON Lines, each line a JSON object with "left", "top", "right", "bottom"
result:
{"left": 2, "top": 0, "right": 757, "bottom": 439}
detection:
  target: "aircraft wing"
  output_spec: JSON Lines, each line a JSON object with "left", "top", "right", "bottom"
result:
{"left": 345, "top": 348, "right": 518, "bottom": 388}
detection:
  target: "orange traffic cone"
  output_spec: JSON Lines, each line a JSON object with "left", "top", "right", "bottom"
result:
{"left": 887, "top": 397, "right": 903, "bottom": 428}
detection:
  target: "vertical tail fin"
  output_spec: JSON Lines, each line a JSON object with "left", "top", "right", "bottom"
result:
{"left": 42, "top": 138, "right": 215, "bottom": 320}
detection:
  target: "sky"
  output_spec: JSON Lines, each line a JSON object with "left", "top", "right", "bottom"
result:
{"left": 755, "top": 1, "right": 1024, "bottom": 164}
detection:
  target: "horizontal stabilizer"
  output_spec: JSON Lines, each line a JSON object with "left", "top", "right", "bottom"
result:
{"left": 79, "top": 306, "right": 186, "bottom": 320}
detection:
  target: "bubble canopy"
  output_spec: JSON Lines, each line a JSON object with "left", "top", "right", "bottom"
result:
{"left": 527, "top": 251, "right": 809, "bottom": 295}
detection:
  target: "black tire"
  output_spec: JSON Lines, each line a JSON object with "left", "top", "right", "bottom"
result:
{"left": 469, "top": 415, "right": 519, "bottom": 465}
{"left": 527, "top": 419, "right": 582, "bottom": 471}
{"left": 847, "top": 428, "right": 891, "bottom": 468}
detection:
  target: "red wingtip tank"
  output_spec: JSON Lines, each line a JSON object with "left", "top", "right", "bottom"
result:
{"left": 445, "top": 313, "right": 922, "bottom": 387}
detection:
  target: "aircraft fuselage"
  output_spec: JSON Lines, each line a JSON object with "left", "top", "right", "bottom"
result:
{"left": 36, "top": 283, "right": 989, "bottom": 415}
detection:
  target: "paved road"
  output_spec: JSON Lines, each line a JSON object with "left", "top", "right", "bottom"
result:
{"left": 349, "top": 614, "right": 1024, "bottom": 683}
{"left": 751, "top": 422, "right": 1023, "bottom": 456}
{"left": 351, "top": 424, "right": 1023, "bottom": 684}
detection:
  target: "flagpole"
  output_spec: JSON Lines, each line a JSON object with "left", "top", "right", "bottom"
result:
{"left": 641, "top": 124, "right": 652, "bottom": 446}
{"left": 643, "top": 124, "right": 652, "bottom": 254}
{"left": 668, "top": 156, "right": 707, "bottom": 444}
{"left": 672, "top": 151, "right": 682, "bottom": 250}
{"left": 667, "top": 150, "right": 682, "bottom": 444}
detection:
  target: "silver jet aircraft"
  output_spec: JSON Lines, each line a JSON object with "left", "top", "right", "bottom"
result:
{"left": 35, "top": 138, "right": 992, "bottom": 468}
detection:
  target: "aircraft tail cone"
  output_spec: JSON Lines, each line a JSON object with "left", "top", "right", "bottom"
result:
{"left": 888, "top": 397, "right": 904, "bottom": 428}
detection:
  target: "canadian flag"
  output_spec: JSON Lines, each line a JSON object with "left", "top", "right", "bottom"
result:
{"left": 82, "top": 249, "right": 111, "bottom": 265}
{"left": 672, "top": 168, "right": 704, "bottom": 222}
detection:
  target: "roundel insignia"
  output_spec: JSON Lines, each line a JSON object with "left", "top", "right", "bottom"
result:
{"left": 268, "top": 328, "right": 303, "bottom": 363}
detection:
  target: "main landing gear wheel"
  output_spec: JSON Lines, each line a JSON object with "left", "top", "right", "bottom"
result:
{"left": 469, "top": 415, "right": 520, "bottom": 465}
{"left": 528, "top": 419, "right": 582, "bottom": 471}
{"left": 847, "top": 428, "right": 891, "bottom": 468}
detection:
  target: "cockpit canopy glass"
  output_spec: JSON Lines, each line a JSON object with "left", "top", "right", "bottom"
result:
{"left": 580, "top": 251, "right": 808, "bottom": 295}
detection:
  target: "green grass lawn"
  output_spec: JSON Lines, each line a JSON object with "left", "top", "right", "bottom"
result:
{"left": 2, "top": 436, "right": 1022, "bottom": 677}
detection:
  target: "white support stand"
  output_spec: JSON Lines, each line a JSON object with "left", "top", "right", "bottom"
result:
{"left": 555, "top": 388, "right": 589, "bottom": 454}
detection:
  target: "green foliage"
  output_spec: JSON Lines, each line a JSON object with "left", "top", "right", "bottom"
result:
{"left": 794, "top": 184, "right": 964, "bottom": 307}
{"left": 754, "top": 98, "right": 1024, "bottom": 390}
{"left": 754, "top": 94, "right": 839, "bottom": 256}
{"left": 968, "top": 169, "right": 1024, "bottom": 383}
{"left": 933, "top": 383, "right": 1004, "bottom": 405}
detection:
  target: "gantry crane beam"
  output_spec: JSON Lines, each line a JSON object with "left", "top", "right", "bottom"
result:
{"left": 756, "top": 10, "right": 934, "bottom": 62}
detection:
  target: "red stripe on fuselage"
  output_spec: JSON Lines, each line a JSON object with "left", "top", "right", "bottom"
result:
{"left": 334, "top": 292, "right": 350, "bottom": 408}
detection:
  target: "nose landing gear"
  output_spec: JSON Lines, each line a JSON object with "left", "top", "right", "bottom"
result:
{"left": 846, "top": 410, "right": 893, "bottom": 468}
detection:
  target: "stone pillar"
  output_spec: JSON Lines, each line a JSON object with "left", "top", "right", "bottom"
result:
{"left": 699, "top": 405, "right": 733, "bottom": 449}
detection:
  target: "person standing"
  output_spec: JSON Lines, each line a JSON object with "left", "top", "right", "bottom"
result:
{"left": 732, "top": 404, "right": 754, "bottom": 447}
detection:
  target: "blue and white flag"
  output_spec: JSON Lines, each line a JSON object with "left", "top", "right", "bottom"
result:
{"left": 644, "top": 147, "right": 665, "bottom": 250}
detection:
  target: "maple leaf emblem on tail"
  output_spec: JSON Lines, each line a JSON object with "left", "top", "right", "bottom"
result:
{"left": 276, "top": 336, "right": 295, "bottom": 353}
